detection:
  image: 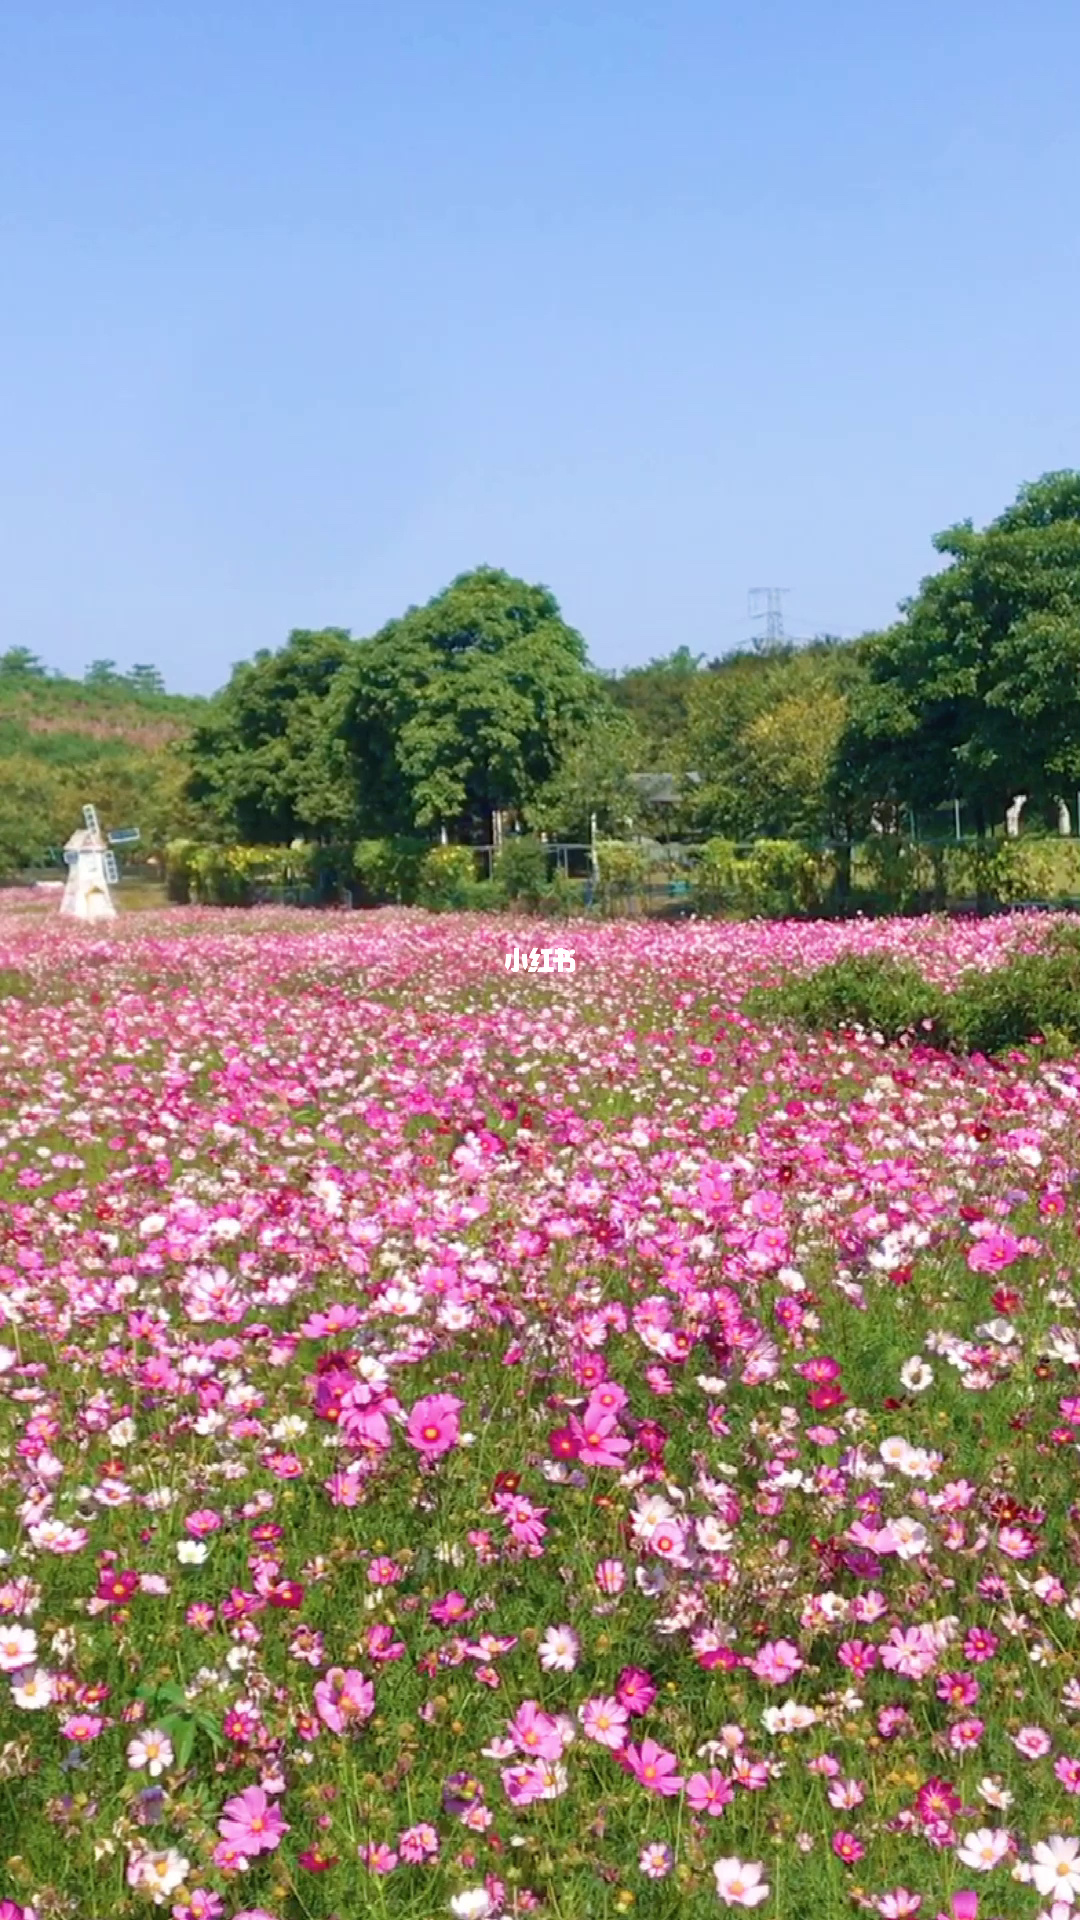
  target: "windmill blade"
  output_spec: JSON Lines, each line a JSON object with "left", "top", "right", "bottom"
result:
{"left": 82, "top": 804, "right": 100, "bottom": 835}
{"left": 103, "top": 851, "right": 119, "bottom": 885}
{"left": 107, "top": 827, "right": 141, "bottom": 845}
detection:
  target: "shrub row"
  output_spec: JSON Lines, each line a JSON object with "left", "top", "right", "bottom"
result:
{"left": 745, "top": 924, "right": 1080, "bottom": 1056}
{"left": 164, "top": 836, "right": 586, "bottom": 914}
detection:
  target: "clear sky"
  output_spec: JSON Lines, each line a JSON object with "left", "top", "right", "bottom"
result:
{"left": 2, "top": 1, "right": 1079, "bottom": 694}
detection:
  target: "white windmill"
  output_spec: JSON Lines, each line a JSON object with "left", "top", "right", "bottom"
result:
{"left": 59, "top": 805, "right": 140, "bottom": 922}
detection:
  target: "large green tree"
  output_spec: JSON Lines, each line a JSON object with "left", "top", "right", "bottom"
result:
{"left": 685, "top": 638, "right": 861, "bottom": 839}
{"left": 185, "top": 629, "right": 357, "bottom": 843}
{"left": 608, "top": 646, "right": 705, "bottom": 768}
{"left": 330, "top": 568, "right": 604, "bottom": 840}
{"left": 837, "top": 473, "right": 1080, "bottom": 833}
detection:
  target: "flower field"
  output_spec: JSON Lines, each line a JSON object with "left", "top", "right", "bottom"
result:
{"left": 6, "top": 907, "right": 1080, "bottom": 1920}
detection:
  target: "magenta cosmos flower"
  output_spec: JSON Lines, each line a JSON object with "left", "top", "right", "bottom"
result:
{"left": 405, "top": 1392, "right": 463, "bottom": 1458}
{"left": 217, "top": 1785, "right": 289, "bottom": 1856}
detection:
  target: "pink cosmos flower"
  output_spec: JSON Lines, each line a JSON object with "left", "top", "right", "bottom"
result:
{"left": 405, "top": 1392, "right": 462, "bottom": 1458}
{"left": 624, "top": 1737, "right": 683, "bottom": 1796}
{"left": 750, "top": 1638, "right": 802, "bottom": 1685}
{"left": 580, "top": 1695, "right": 629, "bottom": 1749}
{"left": 60, "top": 1714, "right": 104, "bottom": 1742}
{"left": 832, "top": 1830, "right": 864, "bottom": 1863}
{"left": 508, "top": 1701, "right": 563, "bottom": 1760}
{"left": 595, "top": 1557, "right": 626, "bottom": 1595}
{"left": 568, "top": 1404, "right": 631, "bottom": 1468}
{"left": 685, "top": 1768, "right": 734, "bottom": 1815}
{"left": 217, "top": 1785, "right": 289, "bottom": 1857}
{"left": 501, "top": 1761, "right": 554, "bottom": 1806}
{"left": 875, "top": 1892, "right": 923, "bottom": 1917}
{"left": 313, "top": 1666, "right": 375, "bottom": 1732}
{"left": 1013, "top": 1725, "right": 1053, "bottom": 1759}
{"left": 398, "top": 1823, "right": 439, "bottom": 1863}
{"left": 967, "top": 1226, "right": 1021, "bottom": 1272}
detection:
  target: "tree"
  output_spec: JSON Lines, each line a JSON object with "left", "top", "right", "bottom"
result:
{"left": 0, "top": 648, "right": 46, "bottom": 679}
{"left": 127, "top": 664, "right": 166, "bottom": 696}
{"left": 330, "top": 568, "right": 603, "bottom": 840}
{"left": 837, "top": 473, "right": 1080, "bottom": 834}
{"left": 608, "top": 646, "right": 705, "bottom": 767}
{"left": 84, "top": 660, "right": 122, "bottom": 685}
{"left": 185, "top": 629, "right": 357, "bottom": 842}
{"left": 683, "top": 639, "right": 863, "bottom": 841}
{"left": 526, "top": 706, "right": 643, "bottom": 840}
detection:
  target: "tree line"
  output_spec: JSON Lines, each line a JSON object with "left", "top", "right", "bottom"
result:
{"left": 187, "top": 471, "right": 1080, "bottom": 853}
{"left": 5, "top": 469, "right": 1080, "bottom": 875}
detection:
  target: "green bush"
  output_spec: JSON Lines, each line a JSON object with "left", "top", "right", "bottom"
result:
{"left": 595, "top": 841, "right": 648, "bottom": 911}
{"left": 747, "top": 952, "right": 948, "bottom": 1045}
{"left": 740, "top": 839, "right": 824, "bottom": 917}
{"left": 352, "top": 837, "right": 427, "bottom": 906}
{"left": 946, "top": 839, "right": 1028, "bottom": 908}
{"left": 494, "top": 835, "right": 549, "bottom": 907}
{"left": 416, "top": 844, "right": 476, "bottom": 910}
{"left": 949, "top": 943, "right": 1080, "bottom": 1055}
{"left": 746, "top": 923, "right": 1080, "bottom": 1056}
{"left": 856, "top": 838, "right": 936, "bottom": 914}
{"left": 693, "top": 838, "right": 741, "bottom": 914}
{"left": 164, "top": 839, "right": 198, "bottom": 904}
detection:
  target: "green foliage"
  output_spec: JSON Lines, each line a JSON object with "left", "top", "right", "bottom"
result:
{"left": 494, "top": 834, "right": 549, "bottom": 906}
{"left": 748, "top": 953, "right": 948, "bottom": 1045}
{"left": 164, "top": 839, "right": 198, "bottom": 903}
{"left": 332, "top": 568, "right": 605, "bottom": 838}
{"left": 526, "top": 706, "right": 642, "bottom": 841}
{"left": 855, "top": 837, "right": 939, "bottom": 914}
{"left": 692, "top": 837, "right": 741, "bottom": 912}
{"left": 692, "top": 838, "right": 826, "bottom": 918}
{"left": 949, "top": 941, "right": 1080, "bottom": 1056}
{"left": 172, "top": 842, "right": 319, "bottom": 907}
{"left": 595, "top": 840, "right": 648, "bottom": 911}
{"left": 749, "top": 927, "right": 1080, "bottom": 1056}
{"left": 838, "top": 472, "right": 1080, "bottom": 827}
{"left": 186, "top": 629, "right": 357, "bottom": 843}
{"left": 685, "top": 640, "right": 862, "bottom": 841}
{"left": 416, "top": 844, "right": 476, "bottom": 910}
{"left": 352, "top": 837, "right": 427, "bottom": 906}
{"left": 607, "top": 646, "right": 704, "bottom": 768}
{"left": 740, "top": 839, "right": 825, "bottom": 916}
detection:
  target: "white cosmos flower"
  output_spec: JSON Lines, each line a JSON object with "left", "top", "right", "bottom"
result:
{"left": 1032, "top": 1836, "right": 1080, "bottom": 1901}
{"left": 126, "top": 1847, "right": 190, "bottom": 1897}
{"left": 899, "top": 1357, "right": 934, "bottom": 1392}
{"left": 176, "top": 1539, "right": 208, "bottom": 1565}
{"left": 0, "top": 1626, "right": 37, "bottom": 1672}
{"left": 449, "top": 1892, "right": 493, "bottom": 1920}
{"left": 713, "top": 1857, "right": 770, "bottom": 1907}
{"left": 127, "top": 1728, "right": 174, "bottom": 1776}
{"left": 762, "top": 1700, "right": 817, "bottom": 1734}
{"left": 955, "top": 1827, "right": 1012, "bottom": 1871}
{"left": 892, "top": 1517, "right": 929, "bottom": 1561}
{"left": 538, "top": 1625, "right": 580, "bottom": 1673}
{"left": 11, "top": 1666, "right": 54, "bottom": 1709}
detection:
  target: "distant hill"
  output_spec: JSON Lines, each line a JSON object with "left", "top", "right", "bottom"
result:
{"left": 0, "top": 652, "right": 207, "bottom": 872}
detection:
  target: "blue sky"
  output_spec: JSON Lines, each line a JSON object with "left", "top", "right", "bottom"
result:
{"left": 2, "top": 0, "right": 1079, "bottom": 694}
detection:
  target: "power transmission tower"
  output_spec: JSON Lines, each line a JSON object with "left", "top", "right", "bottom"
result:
{"left": 748, "top": 587, "right": 789, "bottom": 651}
